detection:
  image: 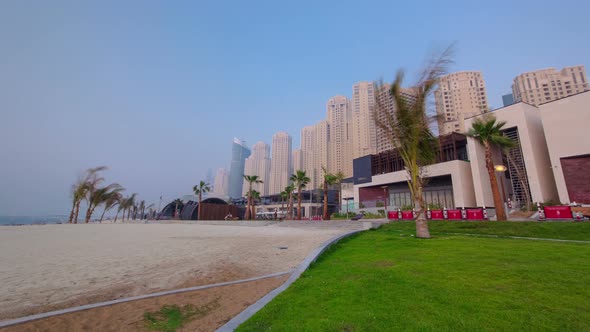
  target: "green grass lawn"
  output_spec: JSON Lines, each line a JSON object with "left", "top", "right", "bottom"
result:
{"left": 237, "top": 222, "right": 590, "bottom": 331}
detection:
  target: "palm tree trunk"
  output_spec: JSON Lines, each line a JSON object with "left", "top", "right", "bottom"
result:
{"left": 85, "top": 205, "right": 93, "bottom": 223}
{"left": 114, "top": 210, "right": 119, "bottom": 223}
{"left": 323, "top": 182, "right": 329, "bottom": 220}
{"left": 251, "top": 201, "right": 256, "bottom": 220}
{"left": 198, "top": 193, "right": 202, "bottom": 220}
{"left": 485, "top": 143, "right": 507, "bottom": 221}
{"left": 297, "top": 189, "right": 302, "bottom": 220}
{"left": 73, "top": 201, "right": 81, "bottom": 224}
{"left": 68, "top": 201, "right": 76, "bottom": 224}
{"left": 99, "top": 207, "right": 107, "bottom": 223}
{"left": 414, "top": 184, "right": 430, "bottom": 239}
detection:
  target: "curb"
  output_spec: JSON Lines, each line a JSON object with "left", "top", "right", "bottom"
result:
{"left": 216, "top": 224, "right": 381, "bottom": 331}
{"left": 0, "top": 271, "right": 292, "bottom": 329}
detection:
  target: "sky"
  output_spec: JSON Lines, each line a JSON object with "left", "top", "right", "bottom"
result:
{"left": 0, "top": 0, "right": 588, "bottom": 216}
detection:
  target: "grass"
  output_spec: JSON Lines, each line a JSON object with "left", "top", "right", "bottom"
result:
{"left": 237, "top": 222, "right": 590, "bottom": 331}
{"left": 143, "top": 298, "right": 220, "bottom": 331}
{"left": 385, "top": 220, "right": 590, "bottom": 241}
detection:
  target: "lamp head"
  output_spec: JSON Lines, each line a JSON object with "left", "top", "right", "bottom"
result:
{"left": 494, "top": 165, "right": 507, "bottom": 172}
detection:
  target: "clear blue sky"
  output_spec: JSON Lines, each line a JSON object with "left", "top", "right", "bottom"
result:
{"left": 0, "top": 0, "right": 588, "bottom": 216}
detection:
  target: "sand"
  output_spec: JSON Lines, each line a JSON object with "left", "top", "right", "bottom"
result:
{"left": 0, "top": 222, "right": 354, "bottom": 321}
{"left": 0, "top": 275, "right": 289, "bottom": 332}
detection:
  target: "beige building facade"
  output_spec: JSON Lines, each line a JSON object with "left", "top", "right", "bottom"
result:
{"left": 326, "top": 95, "right": 353, "bottom": 177}
{"left": 512, "top": 66, "right": 589, "bottom": 106}
{"left": 242, "top": 141, "right": 271, "bottom": 196}
{"left": 465, "top": 104, "right": 558, "bottom": 208}
{"left": 435, "top": 71, "right": 488, "bottom": 135}
{"left": 213, "top": 168, "right": 229, "bottom": 197}
{"left": 539, "top": 91, "right": 590, "bottom": 204}
{"left": 292, "top": 148, "right": 303, "bottom": 173}
{"left": 351, "top": 82, "right": 377, "bottom": 159}
{"left": 269, "top": 132, "right": 292, "bottom": 195}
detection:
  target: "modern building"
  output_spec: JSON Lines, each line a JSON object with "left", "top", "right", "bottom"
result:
{"left": 292, "top": 149, "right": 303, "bottom": 173}
{"left": 242, "top": 141, "right": 271, "bottom": 196}
{"left": 502, "top": 93, "right": 514, "bottom": 107}
{"left": 213, "top": 168, "right": 229, "bottom": 196}
{"left": 301, "top": 125, "right": 317, "bottom": 189}
{"left": 300, "top": 121, "right": 329, "bottom": 190}
{"left": 351, "top": 82, "right": 377, "bottom": 159}
{"left": 269, "top": 132, "right": 293, "bottom": 195}
{"left": 435, "top": 71, "right": 489, "bottom": 135}
{"left": 539, "top": 91, "right": 590, "bottom": 204}
{"left": 228, "top": 138, "right": 251, "bottom": 199}
{"left": 326, "top": 95, "right": 353, "bottom": 176}
{"left": 511, "top": 66, "right": 589, "bottom": 106}
{"left": 349, "top": 92, "right": 590, "bottom": 215}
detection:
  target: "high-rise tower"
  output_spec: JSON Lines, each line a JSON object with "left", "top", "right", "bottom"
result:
{"left": 269, "top": 132, "right": 292, "bottom": 195}
{"left": 228, "top": 138, "right": 251, "bottom": 199}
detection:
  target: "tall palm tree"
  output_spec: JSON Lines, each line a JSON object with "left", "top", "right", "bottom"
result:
{"left": 145, "top": 203, "right": 155, "bottom": 220}
{"left": 279, "top": 190, "right": 288, "bottom": 215}
{"left": 290, "top": 170, "right": 310, "bottom": 220}
{"left": 172, "top": 198, "right": 183, "bottom": 219}
{"left": 374, "top": 47, "right": 453, "bottom": 238}
{"left": 99, "top": 190, "right": 124, "bottom": 223}
{"left": 69, "top": 178, "right": 87, "bottom": 224}
{"left": 138, "top": 200, "right": 146, "bottom": 220}
{"left": 85, "top": 183, "right": 123, "bottom": 223}
{"left": 321, "top": 167, "right": 339, "bottom": 220}
{"left": 193, "top": 180, "right": 211, "bottom": 220}
{"left": 249, "top": 190, "right": 261, "bottom": 219}
{"left": 243, "top": 175, "right": 263, "bottom": 220}
{"left": 284, "top": 184, "right": 295, "bottom": 220}
{"left": 69, "top": 166, "right": 107, "bottom": 224}
{"left": 466, "top": 116, "right": 515, "bottom": 221}
{"left": 334, "top": 171, "right": 345, "bottom": 213}
{"left": 125, "top": 193, "right": 137, "bottom": 221}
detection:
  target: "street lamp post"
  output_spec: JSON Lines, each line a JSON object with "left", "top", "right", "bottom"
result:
{"left": 494, "top": 165, "right": 508, "bottom": 212}
{"left": 381, "top": 185, "right": 389, "bottom": 218}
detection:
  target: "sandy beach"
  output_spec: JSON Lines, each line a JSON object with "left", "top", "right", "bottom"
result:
{"left": 0, "top": 222, "right": 357, "bottom": 322}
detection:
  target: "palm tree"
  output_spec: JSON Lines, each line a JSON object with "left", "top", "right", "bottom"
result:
{"left": 125, "top": 193, "right": 137, "bottom": 221}
{"left": 290, "top": 170, "right": 310, "bottom": 220}
{"left": 321, "top": 167, "right": 339, "bottom": 220}
{"left": 334, "top": 171, "right": 345, "bottom": 213}
{"left": 85, "top": 183, "right": 123, "bottom": 223}
{"left": 69, "top": 166, "right": 107, "bottom": 224}
{"left": 172, "top": 198, "right": 183, "bottom": 219}
{"left": 284, "top": 184, "right": 295, "bottom": 220}
{"left": 145, "top": 203, "right": 155, "bottom": 220}
{"left": 193, "top": 180, "right": 211, "bottom": 220}
{"left": 466, "top": 116, "right": 515, "bottom": 221}
{"left": 243, "top": 175, "right": 263, "bottom": 220}
{"left": 99, "top": 190, "right": 124, "bottom": 223}
{"left": 279, "top": 190, "right": 288, "bottom": 217}
{"left": 69, "top": 178, "right": 87, "bottom": 224}
{"left": 249, "top": 190, "right": 261, "bottom": 219}
{"left": 374, "top": 47, "right": 453, "bottom": 238}
{"left": 138, "top": 200, "right": 146, "bottom": 220}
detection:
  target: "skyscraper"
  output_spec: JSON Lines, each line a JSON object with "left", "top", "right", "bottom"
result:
{"left": 435, "top": 71, "right": 488, "bottom": 135}
{"left": 228, "top": 138, "right": 251, "bottom": 199}
{"left": 326, "top": 95, "right": 353, "bottom": 177}
{"left": 512, "top": 66, "right": 589, "bottom": 106}
{"left": 242, "top": 141, "right": 271, "bottom": 196}
{"left": 301, "top": 125, "right": 318, "bottom": 189}
{"left": 351, "top": 82, "right": 377, "bottom": 159}
{"left": 292, "top": 149, "right": 303, "bottom": 173}
{"left": 269, "top": 132, "right": 292, "bottom": 195}
{"left": 213, "top": 168, "right": 229, "bottom": 196}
